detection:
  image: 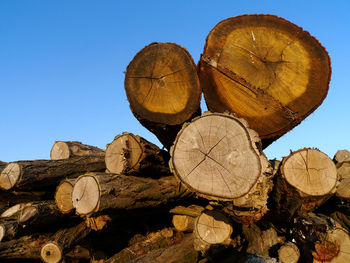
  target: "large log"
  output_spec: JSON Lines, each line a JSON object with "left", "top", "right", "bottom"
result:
{"left": 124, "top": 42, "right": 201, "bottom": 149}
{"left": 170, "top": 112, "right": 272, "bottom": 222}
{"left": 271, "top": 148, "right": 338, "bottom": 221}
{"left": 71, "top": 172, "right": 191, "bottom": 216}
{"left": 0, "top": 156, "right": 105, "bottom": 191}
{"left": 198, "top": 15, "right": 331, "bottom": 147}
{"left": 105, "top": 132, "right": 170, "bottom": 177}
{"left": 50, "top": 141, "right": 105, "bottom": 160}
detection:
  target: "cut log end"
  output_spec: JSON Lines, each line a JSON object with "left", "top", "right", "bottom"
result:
{"left": 0, "top": 203, "right": 22, "bottom": 218}
{"left": 50, "top": 141, "right": 70, "bottom": 160}
{"left": 278, "top": 242, "right": 300, "bottom": 263}
{"left": 282, "top": 148, "right": 337, "bottom": 196}
{"left": 334, "top": 150, "right": 350, "bottom": 164}
{"left": 72, "top": 175, "right": 100, "bottom": 215}
{"left": 172, "top": 215, "right": 195, "bottom": 232}
{"left": 194, "top": 210, "right": 232, "bottom": 245}
{"left": 0, "top": 163, "right": 21, "bottom": 190}
{"left": 40, "top": 242, "right": 62, "bottom": 263}
{"left": 170, "top": 112, "right": 262, "bottom": 200}
{"left": 125, "top": 42, "right": 201, "bottom": 125}
{"left": 105, "top": 133, "right": 142, "bottom": 174}
{"left": 55, "top": 180, "right": 75, "bottom": 214}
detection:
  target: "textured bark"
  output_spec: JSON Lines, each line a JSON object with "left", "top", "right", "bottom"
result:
{"left": 0, "top": 156, "right": 105, "bottom": 191}
{"left": 292, "top": 213, "right": 350, "bottom": 263}
{"left": 72, "top": 172, "right": 191, "bottom": 216}
{"left": 0, "top": 219, "right": 18, "bottom": 242}
{"left": 125, "top": 234, "right": 198, "bottom": 263}
{"left": 105, "top": 228, "right": 186, "bottom": 263}
{"left": 124, "top": 42, "right": 201, "bottom": 150}
{"left": 50, "top": 141, "right": 105, "bottom": 160}
{"left": 270, "top": 148, "right": 338, "bottom": 221}
{"left": 55, "top": 178, "right": 75, "bottom": 214}
{"left": 105, "top": 132, "right": 170, "bottom": 177}
{"left": 199, "top": 15, "right": 331, "bottom": 147}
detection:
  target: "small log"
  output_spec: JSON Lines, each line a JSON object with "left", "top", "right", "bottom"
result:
{"left": 0, "top": 156, "right": 105, "bottom": 191}
{"left": 0, "top": 219, "right": 18, "bottom": 242}
{"left": 105, "top": 132, "right": 170, "bottom": 177}
{"left": 105, "top": 228, "right": 186, "bottom": 263}
{"left": 50, "top": 141, "right": 105, "bottom": 160}
{"left": 71, "top": 172, "right": 191, "bottom": 216}
{"left": 194, "top": 210, "right": 233, "bottom": 252}
{"left": 55, "top": 178, "right": 75, "bottom": 214}
{"left": 170, "top": 112, "right": 272, "bottom": 222}
{"left": 198, "top": 15, "right": 331, "bottom": 147}
{"left": 125, "top": 234, "right": 198, "bottom": 263}
{"left": 278, "top": 242, "right": 300, "bottom": 263}
{"left": 172, "top": 215, "right": 195, "bottom": 232}
{"left": 271, "top": 148, "right": 338, "bottom": 221}
{"left": 124, "top": 42, "right": 201, "bottom": 149}
{"left": 169, "top": 205, "right": 205, "bottom": 218}
{"left": 0, "top": 191, "right": 50, "bottom": 213}
{"left": 334, "top": 150, "right": 350, "bottom": 164}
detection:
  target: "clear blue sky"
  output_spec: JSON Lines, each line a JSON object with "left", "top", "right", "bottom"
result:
{"left": 1, "top": 0, "right": 349, "bottom": 162}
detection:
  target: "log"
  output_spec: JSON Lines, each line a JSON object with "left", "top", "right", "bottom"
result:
{"left": 278, "top": 242, "right": 300, "bottom": 263}
{"left": 334, "top": 150, "right": 350, "bottom": 164}
{"left": 271, "top": 148, "right": 338, "bottom": 221}
{"left": 50, "top": 141, "right": 105, "bottom": 160}
{"left": 71, "top": 172, "right": 191, "bottom": 216}
{"left": 105, "top": 228, "right": 185, "bottom": 263}
{"left": 198, "top": 14, "right": 331, "bottom": 147}
{"left": 124, "top": 42, "right": 201, "bottom": 149}
{"left": 0, "top": 219, "right": 18, "bottom": 242}
{"left": 292, "top": 213, "right": 350, "bottom": 263}
{"left": 170, "top": 112, "right": 272, "bottom": 221}
{"left": 105, "top": 132, "right": 170, "bottom": 177}
{"left": 124, "top": 234, "right": 198, "bottom": 263}
{"left": 55, "top": 178, "right": 75, "bottom": 214}
{"left": 0, "top": 161, "right": 6, "bottom": 172}
{"left": 194, "top": 210, "right": 233, "bottom": 252}
{"left": 170, "top": 205, "right": 204, "bottom": 232}
{"left": 0, "top": 156, "right": 105, "bottom": 191}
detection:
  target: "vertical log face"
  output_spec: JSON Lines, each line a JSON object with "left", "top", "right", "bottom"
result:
{"left": 50, "top": 141, "right": 105, "bottom": 160}
{"left": 272, "top": 148, "right": 338, "bottom": 220}
{"left": 105, "top": 132, "right": 170, "bottom": 177}
{"left": 278, "top": 242, "right": 300, "bottom": 263}
{"left": 199, "top": 15, "right": 331, "bottom": 146}
{"left": 0, "top": 156, "right": 105, "bottom": 191}
{"left": 124, "top": 42, "right": 201, "bottom": 149}
{"left": 170, "top": 112, "right": 269, "bottom": 202}
{"left": 54, "top": 179, "right": 75, "bottom": 214}
{"left": 334, "top": 150, "right": 350, "bottom": 164}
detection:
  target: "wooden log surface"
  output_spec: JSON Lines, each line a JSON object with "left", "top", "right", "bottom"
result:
{"left": 54, "top": 178, "right": 75, "bottom": 214}
{"left": 334, "top": 150, "right": 350, "bottom": 164}
{"left": 105, "top": 132, "right": 170, "bottom": 177}
{"left": 271, "top": 148, "right": 338, "bottom": 221}
{"left": 278, "top": 242, "right": 300, "bottom": 263}
{"left": 71, "top": 172, "right": 191, "bottom": 216}
{"left": 50, "top": 141, "right": 105, "bottom": 160}
{"left": 125, "top": 42, "right": 201, "bottom": 149}
{"left": 0, "top": 156, "right": 105, "bottom": 191}
{"left": 198, "top": 14, "right": 331, "bottom": 147}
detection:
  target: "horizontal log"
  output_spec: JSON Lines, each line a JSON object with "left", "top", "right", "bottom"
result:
{"left": 0, "top": 156, "right": 105, "bottom": 191}
{"left": 50, "top": 141, "right": 105, "bottom": 160}
{"left": 72, "top": 172, "right": 191, "bottom": 216}
{"left": 55, "top": 178, "right": 76, "bottom": 214}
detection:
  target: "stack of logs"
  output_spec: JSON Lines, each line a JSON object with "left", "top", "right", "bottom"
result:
{"left": 0, "top": 14, "right": 348, "bottom": 263}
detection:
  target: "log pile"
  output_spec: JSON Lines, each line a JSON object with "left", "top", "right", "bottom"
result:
{"left": 1, "top": 14, "right": 347, "bottom": 263}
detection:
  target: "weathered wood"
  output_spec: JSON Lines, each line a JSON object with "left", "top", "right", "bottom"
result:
{"left": 293, "top": 213, "right": 350, "bottom": 263}
{"left": 271, "top": 148, "right": 338, "bottom": 221}
{"left": 169, "top": 205, "right": 205, "bottom": 218}
{"left": 125, "top": 42, "right": 201, "bottom": 149}
{"left": 125, "top": 234, "right": 198, "bottom": 263}
{"left": 71, "top": 172, "right": 191, "bottom": 216}
{"left": 50, "top": 141, "right": 105, "bottom": 160}
{"left": 199, "top": 15, "right": 331, "bottom": 147}
{"left": 278, "top": 242, "right": 300, "bottom": 263}
{"left": 334, "top": 150, "right": 350, "bottom": 164}
{"left": 105, "top": 132, "right": 170, "bottom": 177}
{"left": 55, "top": 178, "right": 75, "bottom": 214}
{"left": 105, "top": 228, "right": 186, "bottom": 263}
{"left": 0, "top": 156, "right": 105, "bottom": 191}
{"left": 172, "top": 215, "right": 195, "bottom": 232}
{"left": 0, "top": 219, "right": 18, "bottom": 242}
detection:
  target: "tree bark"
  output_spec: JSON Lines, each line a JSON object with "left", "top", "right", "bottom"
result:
{"left": 124, "top": 42, "right": 202, "bottom": 149}
{"left": 0, "top": 156, "right": 105, "bottom": 191}
{"left": 198, "top": 15, "right": 331, "bottom": 148}
{"left": 55, "top": 178, "right": 76, "bottom": 214}
{"left": 270, "top": 148, "right": 338, "bottom": 221}
{"left": 50, "top": 141, "right": 105, "bottom": 160}
{"left": 105, "top": 132, "right": 170, "bottom": 177}
{"left": 170, "top": 112, "right": 273, "bottom": 222}
{"left": 0, "top": 219, "right": 18, "bottom": 242}
{"left": 71, "top": 172, "right": 191, "bottom": 216}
